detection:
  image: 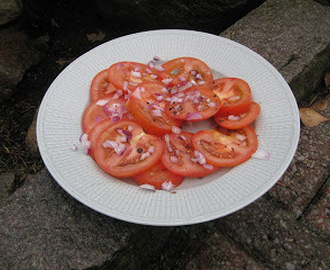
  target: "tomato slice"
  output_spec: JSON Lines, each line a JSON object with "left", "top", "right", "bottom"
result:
{"left": 107, "top": 61, "right": 159, "bottom": 93}
{"left": 90, "top": 69, "right": 117, "bottom": 101}
{"left": 82, "top": 94, "right": 131, "bottom": 133}
{"left": 165, "top": 86, "right": 221, "bottom": 121}
{"left": 192, "top": 125, "right": 258, "bottom": 167}
{"left": 161, "top": 131, "right": 219, "bottom": 177}
{"left": 214, "top": 102, "right": 261, "bottom": 129}
{"left": 159, "top": 57, "right": 213, "bottom": 87}
{"left": 133, "top": 161, "right": 184, "bottom": 190}
{"left": 127, "top": 81, "right": 183, "bottom": 136}
{"left": 203, "top": 78, "right": 252, "bottom": 116}
{"left": 93, "top": 120, "right": 164, "bottom": 178}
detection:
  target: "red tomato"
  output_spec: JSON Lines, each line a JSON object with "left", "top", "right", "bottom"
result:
{"left": 93, "top": 120, "right": 164, "bottom": 178}
{"left": 203, "top": 78, "right": 252, "bottom": 116}
{"left": 214, "top": 102, "right": 261, "bottom": 129}
{"left": 127, "top": 81, "right": 183, "bottom": 136}
{"left": 165, "top": 86, "right": 221, "bottom": 121}
{"left": 90, "top": 69, "right": 117, "bottom": 101}
{"left": 159, "top": 57, "right": 213, "bottom": 87}
{"left": 161, "top": 131, "right": 219, "bottom": 177}
{"left": 192, "top": 125, "right": 258, "bottom": 167}
{"left": 82, "top": 95, "right": 131, "bottom": 133}
{"left": 133, "top": 161, "right": 184, "bottom": 189}
{"left": 107, "top": 61, "right": 159, "bottom": 93}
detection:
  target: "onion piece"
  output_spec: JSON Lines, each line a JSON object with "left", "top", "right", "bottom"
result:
{"left": 102, "top": 140, "right": 126, "bottom": 156}
{"left": 252, "top": 150, "right": 270, "bottom": 160}
{"left": 96, "top": 99, "right": 110, "bottom": 106}
{"left": 170, "top": 155, "right": 179, "bottom": 163}
{"left": 80, "top": 133, "right": 91, "bottom": 155}
{"left": 186, "top": 112, "right": 203, "bottom": 121}
{"left": 161, "top": 181, "right": 175, "bottom": 192}
{"left": 171, "top": 126, "right": 182, "bottom": 134}
{"left": 132, "top": 87, "right": 143, "bottom": 99}
{"left": 203, "top": 164, "right": 214, "bottom": 170}
{"left": 162, "top": 78, "right": 173, "bottom": 85}
{"left": 139, "top": 184, "right": 156, "bottom": 192}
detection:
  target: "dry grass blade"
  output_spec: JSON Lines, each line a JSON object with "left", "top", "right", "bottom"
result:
{"left": 299, "top": 108, "right": 329, "bottom": 127}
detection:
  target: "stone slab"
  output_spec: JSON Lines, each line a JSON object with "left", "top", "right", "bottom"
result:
{"left": 221, "top": 0, "right": 330, "bottom": 102}
{"left": 217, "top": 196, "right": 330, "bottom": 270}
{"left": 186, "top": 232, "right": 269, "bottom": 270}
{"left": 0, "top": 173, "right": 15, "bottom": 203}
{"left": 268, "top": 103, "right": 329, "bottom": 218}
{"left": 0, "top": 169, "right": 172, "bottom": 269}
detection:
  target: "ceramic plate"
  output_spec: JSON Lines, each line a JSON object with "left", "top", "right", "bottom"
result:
{"left": 37, "top": 30, "right": 300, "bottom": 226}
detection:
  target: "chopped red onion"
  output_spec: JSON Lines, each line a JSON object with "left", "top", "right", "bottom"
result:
{"left": 151, "top": 109, "right": 162, "bottom": 117}
{"left": 80, "top": 133, "right": 91, "bottom": 155}
{"left": 191, "top": 150, "right": 206, "bottom": 164}
{"left": 228, "top": 115, "right": 241, "bottom": 121}
{"left": 148, "top": 61, "right": 155, "bottom": 68}
{"left": 208, "top": 101, "right": 216, "bottom": 108}
{"left": 96, "top": 99, "right": 110, "bottom": 106}
{"left": 153, "top": 55, "right": 161, "bottom": 61}
{"left": 132, "top": 87, "right": 142, "bottom": 99}
{"left": 71, "top": 144, "right": 78, "bottom": 151}
{"left": 140, "top": 152, "right": 151, "bottom": 161}
{"left": 171, "top": 126, "right": 182, "bottom": 134}
{"left": 235, "top": 133, "right": 246, "bottom": 141}
{"left": 162, "top": 78, "right": 173, "bottom": 85}
{"left": 139, "top": 184, "right": 156, "bottom": 191}
{"left": 198, "top": 80, "right": 206, "bottom": 85}
{"left": 252, "top": 150, "right": 270, "bottom": 160}
{"left": 96, "top": 115, "right": 102, "bottom": 122}
{"left": 228, "top": 95, "right": 240, "bottom": 101}
{"left": 203, "top": 164, "right": 214, "bottom": 170}
{"left": 123, "top": 81, "right": 129, "bottom": 91}
{"left": 161, "top": 87, "right": 169, "bottom": 94}
{"left": 150, "top": 74, "right": 158, "bottom": 79}
{"left": 102, "top": 140, "right": 126, "bottom": 156}
{"left": 170, "top": 155, "right": 179, "bottom": 163}
{"left": 164, "top": 134, "right": 173, "bottom": 152}
{"left": 186, "top": 112, "right": 203, "bottom": 121}
{"left": 155, "top": 65, "right": 165, "bottom": 71}
{"left": 161, "top": 181, "right": 175, "bottom": 192}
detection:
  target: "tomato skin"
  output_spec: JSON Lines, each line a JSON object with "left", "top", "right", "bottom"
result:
{"left": 90, "top": 69, "right": 117, "bottom": 102}
{"left": 204, "top": 78, "right": 252, "bottom": 116}
{"left": 214, "top": 102, "right": 261, "bottom": 129}
{"left": 165, "top": 86, "right": 221, "bottom": 121}
{"left": 161, "top": 132, "right": 219, "bottom": 177}
{"left": 192, "top": 125, "right": 258, "bottom": 167}
{"left": 159, "top": 57, "right": 213, "bottom": 86}
{"left": 93, "top": 120, "right": 165, "bottom": 178}
{"left": 107, "top": 61, "right": 159, "bottom": 93}
{"left": 82, "top": 95, "right": 131, "bottom": 134}
{"left": 133, "top": 161, "right": 184, "bottom": 189}
{"left": 127, "top": 81, "right": 183, "bottom": 136}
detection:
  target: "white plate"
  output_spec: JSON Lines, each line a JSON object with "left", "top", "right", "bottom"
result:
{"left": 37, "top": 29, "right": 300, "bottom": 226}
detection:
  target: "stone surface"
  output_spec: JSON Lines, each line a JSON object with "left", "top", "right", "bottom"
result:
{"left": 0, "top": 173, "right": 15, "bottom": 203}
{"left": 186, "top": 232, "right": 269, "bottom": 270}
{"left": 221, "top": 0, "right": 330, "bottom": 102}
{"left": 268, "top": 103, "right": 330, "bottom": 218}
{"left": 0, "top": 0, "right": 23, "bottom": 25}
{"left": 217, "top": 196, "right": 330, "bottom": 270}
{"left": 0, "top": 169, "right": 172, "bottom": 269}
{"left": 304, "top": 177, "right": 330, "bottom": 237}
{"left": 25, "top": 108, "right": 39, "bottom": 157}
{"left": 0, "top": 27, "right": 49, "bottom": 103}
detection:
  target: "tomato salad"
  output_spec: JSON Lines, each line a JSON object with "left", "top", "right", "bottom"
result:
{"left": 81, "top": 57, "right": 261, "bottom": 191}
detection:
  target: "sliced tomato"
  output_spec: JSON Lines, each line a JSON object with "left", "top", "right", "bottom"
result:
{"left": 107, "top": 61, "right": 159, "bottom": 93}
{"left": 82, "top": 95, "right": 131, "bottom": 133}
{"left": 90, "top": 69, "right": 117, "bottom": 102}
{"left": 161, "top": 131, "right": 219, "bottom": 177}
{"left": 203, "top": 78, "right": 252, "bottom": 116}
{"left": 214, "top": 102, "right": 261, "bottom": 129}
{"left": 192, "top": 125, "right": 258, "bottom": 167}
{"left": 133, "top": 161, "right": 184, "bottom": 189}
{"left": 93, "top": 120, "right": 164, "bottom": 178}
{"left": 159, "top": 57, "right": 213, "bottom": 87}
{"left": 165, "top": 86, "right": 221, "bottom": 121}
{"left": 127, "top": 81, "right": 183, "bottom": 136}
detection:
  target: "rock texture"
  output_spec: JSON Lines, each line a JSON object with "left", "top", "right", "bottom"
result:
{"left": 0, "top": 27, "right": 48, "bottom": 103}
{"left": 0, "top": 0, "right": 23, "bottom": 25}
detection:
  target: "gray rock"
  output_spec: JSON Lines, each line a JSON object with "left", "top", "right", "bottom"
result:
{"left": 0, "top": 173, "right": 15, "bottom": 203}
{"left": 0, "top": 27, "right": 49, "bottom": 103}
{"left": 221, "top": 0, "right": 330, "bottom": 102}
{"left": 0, "top": 0, "right": 23, "bottom": 25}
{"left": 217, "top": 196, "right": 330, "bottom": 269}
{"left": 0, "top": 169, "right": 172, "bottom": 269}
